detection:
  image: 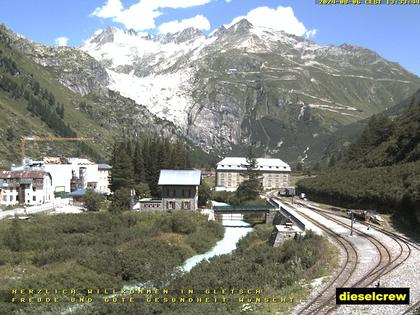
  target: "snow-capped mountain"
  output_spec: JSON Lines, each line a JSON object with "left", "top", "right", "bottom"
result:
{"left": 5, "top": 19, "right": 420, "bottom": 161}
{"left": 77, "top": 19, "right": 420, "bottom": 159}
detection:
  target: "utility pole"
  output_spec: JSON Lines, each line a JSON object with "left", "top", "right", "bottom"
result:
{"left": 350, "top": 211, "right": 354, "bottom": 236}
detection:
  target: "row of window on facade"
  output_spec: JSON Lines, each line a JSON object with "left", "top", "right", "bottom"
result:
{"left": 1, "top": 195, "right": 47, "bottom": 203}
{"left": 166, "top": 189, "right": 193, "bottom": 198}
{"left": 220, "top": 173, "right": 288, "bottom": 178}
{"left": 220, "top": 165, "right": 287, "bottom": 170}
{"left": 166, "top": 201, "right": 191, "bottom": 210}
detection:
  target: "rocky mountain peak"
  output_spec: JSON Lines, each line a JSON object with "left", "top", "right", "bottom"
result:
{"left": 127, "top": 28, "right": 137, "bottom": 36}
{"left": 227, "top": 19, "right": 253, "bottom": 34}
{"left": 157, "top": 27, "right": 204, "bottom": 44}
{"left": 90, "top": 27, "right": 118, "bottom": 46}
{"left": 210, "top": 25, "right": 227, "bottom": 38}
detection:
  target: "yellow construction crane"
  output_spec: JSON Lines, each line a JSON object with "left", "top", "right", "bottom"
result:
{"left": 20, "top": 136, "right": 95, "bottom": 162}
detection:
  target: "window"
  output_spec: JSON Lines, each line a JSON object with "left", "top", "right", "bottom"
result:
{"left": 9, "top": 196, "right": 13, "bottom": 202}
{"left": 33, "top": 196, "right": 36, "bottom": 202}
{"left": 168, "top": 189, "right": 176, "bottom": 197}
{"left": 16, "top": 196, "right": 19, "bottom": 201}
{"left": 3, "top": 196, "right": 6, "bottom": 202}
{"left": 33, "top": 186, "right": 36, "bottom": 192}
{"left": 182, "top": 201, "right": 191, "bottom": 210}
{"left": 167, "top": 201, "right": 176, "bottom": 210}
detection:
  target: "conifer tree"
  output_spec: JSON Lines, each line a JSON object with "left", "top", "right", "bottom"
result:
{"left": 236, "top": 146, "right": 262, "bottom": 202}
{"left": 133, "top": 142, "right": 146, "bottom": 184}
{"left": 110, "top": 142, "right": 134, "bottom": 192}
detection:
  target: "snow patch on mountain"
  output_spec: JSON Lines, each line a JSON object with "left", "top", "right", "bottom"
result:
{"left": 82, "top": 27, "right": 209, "bottom": 71}
{"left": 107, "top": 69, "right": 194, "bottom": 128}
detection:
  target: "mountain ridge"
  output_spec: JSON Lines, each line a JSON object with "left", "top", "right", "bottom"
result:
{"left": 2, "top": 20, "right": 420, "bottom": 163}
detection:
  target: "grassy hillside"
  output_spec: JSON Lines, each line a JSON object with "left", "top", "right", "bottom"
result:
{"left": 0, "top": 26, "right": 215, "bottom": 169}
{"left": 297, "top": 90, "right": 420, "bottom": 231}
{"left": 0, "top": 29, "right": 115, "bottom": 168}
{"left": 344, "top": 91, "right": 420, "bottom": 167}
{"left": 306, "top": 88, "right": 420, "bottom": 166}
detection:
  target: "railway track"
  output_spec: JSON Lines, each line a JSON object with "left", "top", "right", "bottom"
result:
{"left": 289, "top": 207, "right": 358, "bottom": 315}
{"left": 297, "top": 202, "right": 414, "bottom": 277}
{"left": 269, "top": 198, "right": 361, "bottom": 315}
{"left": 297, "top": 201, "right": 420, "bottom": 253}
{"left": 298, "top": 201, "right": 418, "bottom": 315}
{"left": 288, "top": 200, "right": 417, "bottom": 315}
{"left": 271, "top": 198, "right": 414, "bottom": 315}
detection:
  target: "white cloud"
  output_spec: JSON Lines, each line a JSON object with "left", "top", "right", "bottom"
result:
{"left": 91, "top": 0, "right": 212, "bottom": 31}
{"left": 55, "top": 36, "right": 69, "bottom": 46}
{"left": 158, "top": 15, "right": 210, "bottom": 34}
{"left": 226, "top": 6, "right": 314, "bottom": 37}
{"left": 305, "top": 29, "right": 317, "bottom": 39}
{"left": 91, "top": 0, "right": 123, "bottom": 18}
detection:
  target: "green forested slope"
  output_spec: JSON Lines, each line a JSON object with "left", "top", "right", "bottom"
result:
{"left": 0, "top": 29, "right": 114, "bottom": 167}
{"left": 0, "top": 27, "right": 210, "bottom": 169}
{"left": 297, "top": 89, "right": 420, "bottom": 229}
{"left": 307, "top": 89, "right": 420, "bottom": 166}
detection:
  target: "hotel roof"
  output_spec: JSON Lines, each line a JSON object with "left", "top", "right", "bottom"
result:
{"left": 158, "top": 169, "right": 201, "bottom": 186}
{"left": 0, "top": 170, "right": 49, "bottom": 179}
{"left": 216, "top": 157, "right": 291, "bottom": 172}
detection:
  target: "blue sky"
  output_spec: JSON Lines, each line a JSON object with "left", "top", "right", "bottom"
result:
{"left": 0, "top": 0, "right": 419, "bottom": 75}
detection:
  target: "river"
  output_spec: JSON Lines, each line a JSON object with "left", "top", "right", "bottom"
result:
{"left": 181, "top": 213, "right": 253, "bottom": 272}
{"left": 62, "top": 213, "right": 252, "bottom": 314}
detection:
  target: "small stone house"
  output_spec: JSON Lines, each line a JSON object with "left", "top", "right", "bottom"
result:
{"left": 158, "top": 169, "right": 201, "bottom": 211}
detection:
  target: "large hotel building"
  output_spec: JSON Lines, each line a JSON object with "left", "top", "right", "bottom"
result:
{"left": 215, "top": 157, "right": 291, "bottom": 192}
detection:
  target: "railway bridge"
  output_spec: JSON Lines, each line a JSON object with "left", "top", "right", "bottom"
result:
{"left": 212, "top": 204, "right": 278, "bottom": 224}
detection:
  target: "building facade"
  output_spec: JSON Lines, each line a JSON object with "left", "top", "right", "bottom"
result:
{"left": 12, "top": 158, "right": 112, "bottom": 195}
{"left": 139, "top": 169, "right": 201, "bottom": 211}
{"left": 159, "top": 170, "right": 201, "bottom": 211}
{"left": 215, "top": 157, "right": 291, "bottom": 192}
{"left": 0, "top": 170, "right": 54, "bottom": 206}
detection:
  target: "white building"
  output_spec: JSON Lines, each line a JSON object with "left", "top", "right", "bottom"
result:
{"left": 215, "top": 157, "right": 291, "bottom": 192}
{"left": 11, "top": 158, "right": 112, "bottom": 195}
{"left": 0, "top": 170, "right": 54, "bottom": 206}
{"left": 97, "top": 164, "right": 112, "bottom": 194}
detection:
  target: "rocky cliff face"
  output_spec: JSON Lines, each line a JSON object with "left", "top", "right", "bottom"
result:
{"left": 3, "top": 26, "right": 109, "bottom": 96}
{"left": 5, "top": 20, "right": 420, "bottom": 161}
